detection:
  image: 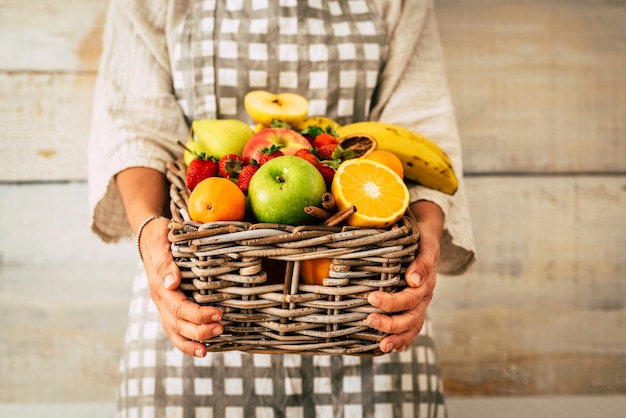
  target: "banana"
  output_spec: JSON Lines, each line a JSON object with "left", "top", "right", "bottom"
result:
{"left": 336, "top": 121, "right": 458, "bottom": 195}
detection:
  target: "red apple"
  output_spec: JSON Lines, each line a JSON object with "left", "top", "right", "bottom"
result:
{"left": 242, "top": 128, "right": 310, "bottom": 164}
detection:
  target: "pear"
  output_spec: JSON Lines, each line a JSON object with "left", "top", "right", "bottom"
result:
{"left": 184, "top": 119, "right": 254, "bottom": 166}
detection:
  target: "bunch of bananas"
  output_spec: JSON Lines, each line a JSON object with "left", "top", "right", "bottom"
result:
{"left": 337, "top": 121, "right": 458, "bottom": 195}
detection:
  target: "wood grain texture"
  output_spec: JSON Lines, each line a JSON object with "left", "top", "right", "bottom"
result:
{"left": 0, "top": 0, "right": 106, "bottom": 72}
{"left": 437, "top": 0, "right": 626, "bottom": 173}
{"left": 0, "top": 73, "right": 95, "bottom": 181}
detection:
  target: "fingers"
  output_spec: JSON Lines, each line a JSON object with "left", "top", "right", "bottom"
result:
{"left": 367, "top": 294, "right": 430, "bottom": 353}
{"left": 155, "top": 293, "right": 224, "bottom": 357}
{"left": 141, "top": 218, "right": 224, "bottom": 357}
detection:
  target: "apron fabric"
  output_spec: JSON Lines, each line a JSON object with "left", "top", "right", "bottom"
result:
{"left": 116, "top": 1, "right": 448, "bottom": 417}
{"left": 117, "top": 268, "right": 447, "bottom": 418}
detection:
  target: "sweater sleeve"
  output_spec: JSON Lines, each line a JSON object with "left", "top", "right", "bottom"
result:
{"left": 88, "top": 0, "right": 189, "bottom": 243}
{"left": 370, "top": 0, "right": 476, "bottom": 275}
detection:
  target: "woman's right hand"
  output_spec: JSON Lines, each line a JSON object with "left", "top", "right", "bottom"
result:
{"left": 139, "top": 216, "right": 224, "bottom": 358}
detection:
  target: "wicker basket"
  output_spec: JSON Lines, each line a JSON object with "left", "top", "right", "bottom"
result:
{"left": 166, "top": 159, "right": 420, "bottom": 356}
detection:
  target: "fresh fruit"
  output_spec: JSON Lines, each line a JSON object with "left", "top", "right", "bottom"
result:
{"left": 299, "top": 258, "right": 332, "bottom": 285}
{"left": 188, "top": 177, "right": 246, "bottom": 223}
{"left": 244, "top": 90, "right": 309, "bottom": 126}
{"left": 316, "top": 143, "right": 339, "bottom": 160}
{"left": 242, "top": 128, "right": 310, "bottom": 164}
{"left": 248, "top": 156, "right": 327, "bottom": 225}
{"left": 237, "top": 163, "right": 259, "bottom": 193}
{"left": 337, "top": 134, "right": 376, "bottom": 158}
{"left": 293, "top": 116, "right": 340, "bottom": 132}
{"left": 315, "top": 162, "right": 336, "bottom": 189}
{"left": 336, "top": 121, "right": 458, "bottom": 195}
{"left": 218, "top": 154, "right": 245, "bottom": 178}
{"left": 184, "top": 119, "right": 254, "bottom": 166}
{"left": 331, "top": 158, "right": 410, "bottom": 228}
{"left": 365, "top": 149, "right": 404, "bottom": 178}
{"left": 257, "top": 144, "right": 284, "bottom": 166}
{"left": 312, "top": 133, "right": 339, "bottom": 149}
{"left": 186, "top": 152, "right": 218, "bottom": 191}
{"left": 294, "top": 148, "right": 318, "bottom": 166}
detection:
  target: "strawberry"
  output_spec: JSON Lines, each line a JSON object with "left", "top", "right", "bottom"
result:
{"left": 316, "top": 162, "right": 336, "bottom": 190}
{"left": 315, "top": 143, "right": 340, "bottom": 160}
{"left": 294, "top": 148, "right": 319, "bottom": 165}
{"left": 218, "top": 154, "right": 245, "bottom": 178}
{"left": 186, "top": 152, "right": 218, "bottom": 191}
{"left": 257, "top": 144, "right": 284, "bottom": 166}
{"left": 312, "top": 133, "right": 339, "bottom": 149}
{"left": 237, "top": 163, "right": 259, "bottom": 193}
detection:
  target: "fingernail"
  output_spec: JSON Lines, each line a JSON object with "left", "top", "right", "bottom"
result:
{"left": 210, "top": 314, "right": 221, "bottom": 322}
{"left": 410, "top": 273, "right": 423, "bottom": 287}
{"left": 212, "top": 326, "right": 222, "bottom": 337}
{"left": 386, "top": 343, "right": 394, "bottom": 353}
{"left": 368, "top": 317, "right": 379, "bottom": 329}
{"left": 163, "top": 274, "right": 175, "bottom": 288}
{"left": 194, "top": 349, "right": 205, "bottom": 358}
{"left": 368, "top": 293, "right": 379, "bottom": 306}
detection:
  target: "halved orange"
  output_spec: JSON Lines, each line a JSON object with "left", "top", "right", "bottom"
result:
{"left": 331, "top": 158, "right": 410, "bottom": 228}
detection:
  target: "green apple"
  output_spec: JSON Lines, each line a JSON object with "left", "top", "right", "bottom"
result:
{"left": 184, "top": 119, "right": 254, "bottom": 165}
{"left": 248, "top": 156, "right": 327, "bottom": 225}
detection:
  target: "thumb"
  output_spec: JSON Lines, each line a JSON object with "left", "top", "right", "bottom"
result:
{"left": 162, "top": 272, "right": 180, "bottom": 289}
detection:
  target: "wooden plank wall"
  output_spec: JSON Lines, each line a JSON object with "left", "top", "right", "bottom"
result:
{"left": 0, "top": 0, "right": 624, "bottom": 402}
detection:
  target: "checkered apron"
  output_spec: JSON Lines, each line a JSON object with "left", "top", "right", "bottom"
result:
{"left": 116, "top": 1, "right": 448, "bottom": 417}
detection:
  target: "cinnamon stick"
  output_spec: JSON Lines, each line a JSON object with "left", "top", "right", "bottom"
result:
{"left": 304, "top": 206, "right": 332, "bottom": 220}
{"left": 321, "top": 206, "right": 356, "bottom": 226}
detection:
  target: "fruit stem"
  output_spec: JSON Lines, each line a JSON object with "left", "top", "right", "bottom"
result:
{"left": 177, "top": 140, "right": 193, "bottom": 154}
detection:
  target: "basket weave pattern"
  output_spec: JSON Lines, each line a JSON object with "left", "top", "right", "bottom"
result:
{"left": 166, "top": 159, "right": 420, "bottom": 356}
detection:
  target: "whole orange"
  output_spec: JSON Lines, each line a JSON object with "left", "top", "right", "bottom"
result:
{"left": 188, "top": 177, "right": 246, "bottom": 223}
{"left": 299, "top": 258, "right": 332, "bottom": 285}
{"left": 365, "top": 149, "right": 404, "bottom": 178}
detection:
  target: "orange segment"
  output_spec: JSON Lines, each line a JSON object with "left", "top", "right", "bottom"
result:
{"left": 331, "top": 159, "right": 410, "bottom": 228}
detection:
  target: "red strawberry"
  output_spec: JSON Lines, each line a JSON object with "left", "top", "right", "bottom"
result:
{"left": 186, "top": 152, "right": 218, "bottom": 191}
{"left": 312, "top": 133, "right": 339, "bottom": 149}
{"left": 316, "top": 143, "right": 339, "bottom": 160}
{"left": 316, "top": 162, "right": 336, "bottom": 190}
{"left": 237, "top": 164, "right": 259, "bottom": 193}
{"left": 218, "top": 154, "right": 245, "bottom": 178}
{"left": 300, "top": 125, "right": 325, "bottom": 144}
{"left": 294, "top": 148, "right": 318, "bottom": 165}
{"left": 257, "top": 144, "right": 284, "bottom": 166}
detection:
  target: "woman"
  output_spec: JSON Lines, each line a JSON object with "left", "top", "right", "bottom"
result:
{"left": 89, "top": 1, "right": 476, "bottom": 416}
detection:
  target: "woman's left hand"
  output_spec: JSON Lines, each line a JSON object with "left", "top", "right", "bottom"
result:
{"left": 366, "top": 200, "right": 444, "bottom": 353}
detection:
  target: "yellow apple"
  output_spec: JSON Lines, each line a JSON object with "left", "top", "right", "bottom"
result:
{"left": 244, "top": 90, "right": 309, "bottom": 126}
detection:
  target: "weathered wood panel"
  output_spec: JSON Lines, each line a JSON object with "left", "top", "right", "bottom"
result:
{"left": 430, "top": 176, "right": 626, "bottom": 395}
{"left": 0, "top": 73, "right": 95, "bottom": 181}
{"left": 1, "top": 177, "right": 624, "bottom": 401}
{"left": 437, "top": 0, "right": 626, "bottom": 173}
{"left": 0, "top": 0, "right": 106, "bottom": 72}
{"left": 0, "top": 0, "right": 625, "bottom": 181}
{"left": 0, "top": 183, "right": 136, "bottom": 402}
